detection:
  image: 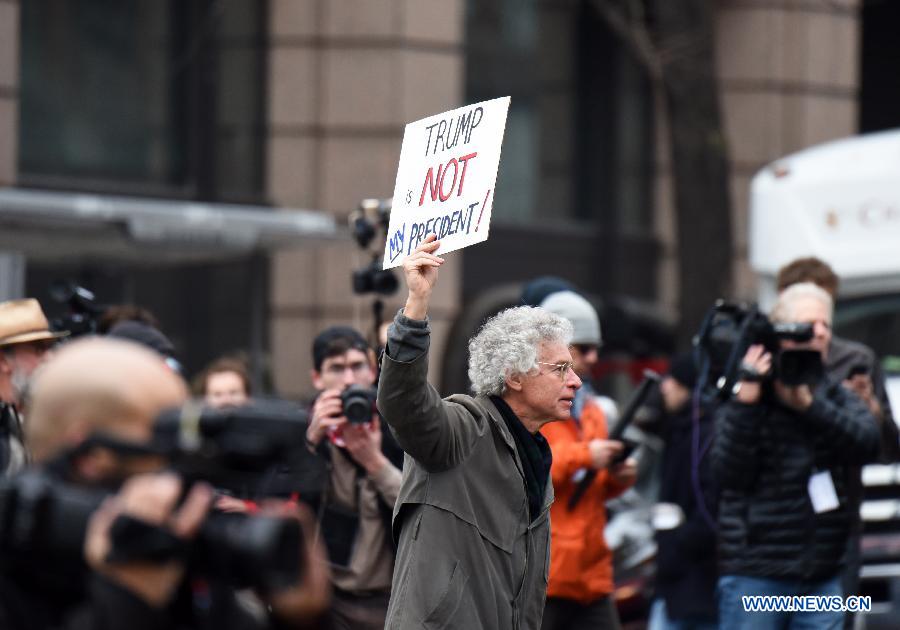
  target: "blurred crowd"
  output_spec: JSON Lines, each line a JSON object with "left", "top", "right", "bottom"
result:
{"left": 0, "top": 246, "right": 892, "bottom": 630}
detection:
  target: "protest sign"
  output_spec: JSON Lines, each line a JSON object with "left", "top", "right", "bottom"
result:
{"left": 382, "top": 96, "right": 510, "bottom": 269}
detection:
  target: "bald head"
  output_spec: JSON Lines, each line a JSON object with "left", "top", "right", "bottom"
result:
{"left": 27, "top": 337, "right": 187, "bottom": 463}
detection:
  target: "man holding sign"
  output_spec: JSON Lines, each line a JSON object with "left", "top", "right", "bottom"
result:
{"left": 377, "top": 234, "right": 581, "bottom": 629}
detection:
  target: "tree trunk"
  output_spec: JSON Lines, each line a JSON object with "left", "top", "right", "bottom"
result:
{"left": 652, "top": 0, "right": 733, "bottom": 344}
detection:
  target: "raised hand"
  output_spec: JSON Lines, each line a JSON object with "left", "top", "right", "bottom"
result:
{"left": 403, "top": 234, "right": 444, "bottom": 320}
{"left": 735, "top": 344, "right": 771, "bottom": 405}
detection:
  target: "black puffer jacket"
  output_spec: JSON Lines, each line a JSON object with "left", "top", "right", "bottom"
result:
{"left": 712, "top": 379, "right": 879, "bottom": 581}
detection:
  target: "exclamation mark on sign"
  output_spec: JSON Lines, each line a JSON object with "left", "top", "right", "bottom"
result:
{"left": 475, "top": 188, "right": 492, "bottom": 232}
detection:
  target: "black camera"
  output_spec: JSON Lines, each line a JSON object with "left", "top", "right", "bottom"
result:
{"left": 0, "top": 400, "right": 313, "bottom": 590}
{"left": 352, "top": 260, "right": 399, "bottom": 296}
{"left": 340, "top": 385, "right": 377, "bottom": 424}
{"left": 151, "top": 399, "right": 308, "bottom": 495}
{"left": 49, "top": 281, "right": 104, "bottom": 337}
{"left": 694, "top": 301, "right": 824, "bottom": 401}
{"left": 0, "top": 470, "right": 302, "bottom": 591}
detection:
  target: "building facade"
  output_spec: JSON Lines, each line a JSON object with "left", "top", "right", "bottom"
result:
{"left": 0, "top": 0, "right": 897, "bottom": 397}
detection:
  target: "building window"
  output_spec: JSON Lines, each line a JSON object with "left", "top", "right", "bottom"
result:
{"left": 18, "top": 0, "right": 266, "bottom": 203}
{"left": 465, "top": 0, "right": 654, "bottom": 231}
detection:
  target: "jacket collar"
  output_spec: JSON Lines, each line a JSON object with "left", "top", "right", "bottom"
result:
{"left": 477, "top": 395, "right": 555, "bottom": 516}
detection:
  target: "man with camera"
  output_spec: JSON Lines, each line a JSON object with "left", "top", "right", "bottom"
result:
{"left": 777, "top": 256, "right": 899, "bottom": 628}
{"left": 378, "top": 235, "right": 580, "bottom": 629}
{"left": 0, "top": 337, "right": 329, "bottom": 629}
{"left": 712, "top": 282, "right": 880, "bottom": 628}
{"left": 0, "top": 298, "right": 68, "bottom": 475}
{"left": 304, "top": 326, "right": 403, "bottom": 630}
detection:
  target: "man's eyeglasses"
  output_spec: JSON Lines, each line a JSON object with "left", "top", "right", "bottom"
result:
{"left": 537, "top": 361, "right": 575, "bottom": 381}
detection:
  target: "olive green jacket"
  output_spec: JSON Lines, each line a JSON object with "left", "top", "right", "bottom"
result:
{"left": 378, "top": 346, "right": 552, "bottom": 630}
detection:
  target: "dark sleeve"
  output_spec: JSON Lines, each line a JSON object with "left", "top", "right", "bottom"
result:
{"left": 378, "top": 315, "right": 483, "bottom": 472}
{"left": 63, "top": 576, "right": 171, "bottom": 630}
{"left": 385, "top": 309, "right": 430, "bottom": 363}
{"left": 804, "top": 384, "right": 880, "bottom": 465}
{"left": 710, "top": 401, "right": 765, "bottom": 491}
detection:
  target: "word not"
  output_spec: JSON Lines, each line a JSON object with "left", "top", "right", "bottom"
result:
{"left": 742, "top": 595, "right": 871, "bottom": 613}
{"left": 419, "top": 152, "right": 478, "bottom": 206}
{"left": 424, "top": 106, "right": 484, "bottom": 157}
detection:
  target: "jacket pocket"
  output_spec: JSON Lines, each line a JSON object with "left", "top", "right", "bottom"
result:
{"left": 423, "top": 560, "right": 469, "bottom": 629}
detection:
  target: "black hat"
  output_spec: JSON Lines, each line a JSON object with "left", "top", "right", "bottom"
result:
{"left": 520, "top": 276, "right": 577, "bottom": 307}
{"left": 668, "top": 353, "right": 698, "bottom": 389}
{"left": 107, "top": 320, "right": 176, "bottom": 357}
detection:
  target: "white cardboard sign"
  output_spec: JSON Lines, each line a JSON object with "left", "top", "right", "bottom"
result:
{"left": 382, "top": 96, "right": 510, "bottom": 269}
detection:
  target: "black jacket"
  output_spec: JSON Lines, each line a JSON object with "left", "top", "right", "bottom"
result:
{"left": 712, "top": 378, "right": 880, "bottom": 581}
{"left": 654, "top": 405, "right": 718, "bottom": 620}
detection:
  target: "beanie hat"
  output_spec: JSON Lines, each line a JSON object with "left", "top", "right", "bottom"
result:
{"left": 539, "top": 291, "right": 601, "bottom": 346}
{"left": 107, "top": 320, "right": 176, "bottom": 357}
{"left": 520, "top": 276, "right": 577, "bottom": 307}
{"left": 668, "top": 353, "right": 698, "bottom": 389}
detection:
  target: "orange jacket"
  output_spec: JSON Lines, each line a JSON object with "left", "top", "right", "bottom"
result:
{"left": 541, "top": 400, "right": 632, "bottom": 603}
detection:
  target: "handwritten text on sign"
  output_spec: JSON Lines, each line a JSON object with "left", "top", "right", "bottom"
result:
{"left": 382, "top": 97, "right": 510, "bottom": 269}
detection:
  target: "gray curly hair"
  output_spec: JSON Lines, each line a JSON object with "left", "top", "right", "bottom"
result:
{"left": 468, "top": 306, "right": 573, "bottom": 396}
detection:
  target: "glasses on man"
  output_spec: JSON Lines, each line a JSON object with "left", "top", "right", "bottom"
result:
{"left": 537, "top": 361, "right": 575, "bottom": 381}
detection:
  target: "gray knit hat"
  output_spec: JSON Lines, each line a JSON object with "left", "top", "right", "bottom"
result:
{"left": 539, "top": 291, "right": 601, "bottom": 346}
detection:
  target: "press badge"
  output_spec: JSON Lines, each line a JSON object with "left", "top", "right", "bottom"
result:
{"left": 808, "top": 470, "right": 840, "bottom": 513}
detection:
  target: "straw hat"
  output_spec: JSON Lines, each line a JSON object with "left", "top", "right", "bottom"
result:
{"left": 0, "top": 299, "right": 69, "bottom": 347}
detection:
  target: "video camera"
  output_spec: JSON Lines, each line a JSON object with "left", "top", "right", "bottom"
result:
{"left": 0, "top": 400, "right": 310, "bottom": 591}
{"left": 694, "top": 301, "right": 824, "bottom": 401}
{"left": 350, "top": 198, "right": 398, "bottom": 298}
{"left": 49, "top": 281, "right": 105, "bottom": 338}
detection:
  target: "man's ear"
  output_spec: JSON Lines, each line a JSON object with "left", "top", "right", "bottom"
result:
{"left": 0, "top": 353, "right": 10, "bottom": 376}
{"left": 506, "top": 372, "right": 524, "bottom": 393}
{"left": 311, "top": 369, "right": 324, "bottom": 391}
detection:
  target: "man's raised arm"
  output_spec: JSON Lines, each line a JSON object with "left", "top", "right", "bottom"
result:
{"left": 377, "top": 236, "right": 482, "bottom": 472}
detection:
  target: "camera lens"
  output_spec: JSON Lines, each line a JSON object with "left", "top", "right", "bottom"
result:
{"left": 341, "top": 386, "right": 375, "bottom": 424}
{"left": 344, "top": 396, "right": 371, "bottom": 424}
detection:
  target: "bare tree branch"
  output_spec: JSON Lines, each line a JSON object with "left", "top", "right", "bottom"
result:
{"left": 588, "top": 0, "right": 663, "bottom": 82}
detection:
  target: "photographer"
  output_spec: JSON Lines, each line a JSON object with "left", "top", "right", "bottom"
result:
{"left": 0, "top": 299, "right": 68, "bottom": 475}
{"left": 303, "top": 326, "right": 402, "bottom": 630}
{"left": 0, "top": 337, "right": 329, "bottom": 630}
{"left": 712, "top": 283, "right": 880, "bottom": 628}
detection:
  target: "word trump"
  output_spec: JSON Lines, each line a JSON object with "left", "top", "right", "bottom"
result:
{"left": 424, "top": 106, "right": 483, "bottom": 157}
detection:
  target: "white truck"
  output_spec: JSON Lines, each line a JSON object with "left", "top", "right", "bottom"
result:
{"left": 750, "top": 128, "right": 900, "bottom": 627}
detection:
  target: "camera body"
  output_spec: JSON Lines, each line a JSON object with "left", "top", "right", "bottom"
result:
{"left": 352, "top": 261, "right": 399, "bottom": 296}
{"left": 0, "top": 470, "right": 302, "bottom": 591}
{"left": 152, "top": 399, "right": 308, "bottom": 494}
{"left": 340, "top": 385, "right": 377, "bottom": 424}
{"left": 0, "top": 401, "right": 311, "bottom": 590}
{"left": 695, "top": 301, "right": 824, "bottom": 401}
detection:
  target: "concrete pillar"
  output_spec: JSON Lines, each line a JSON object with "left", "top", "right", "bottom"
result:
{"left": 266, "top": 0, "right": 466, "bottom": 398}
